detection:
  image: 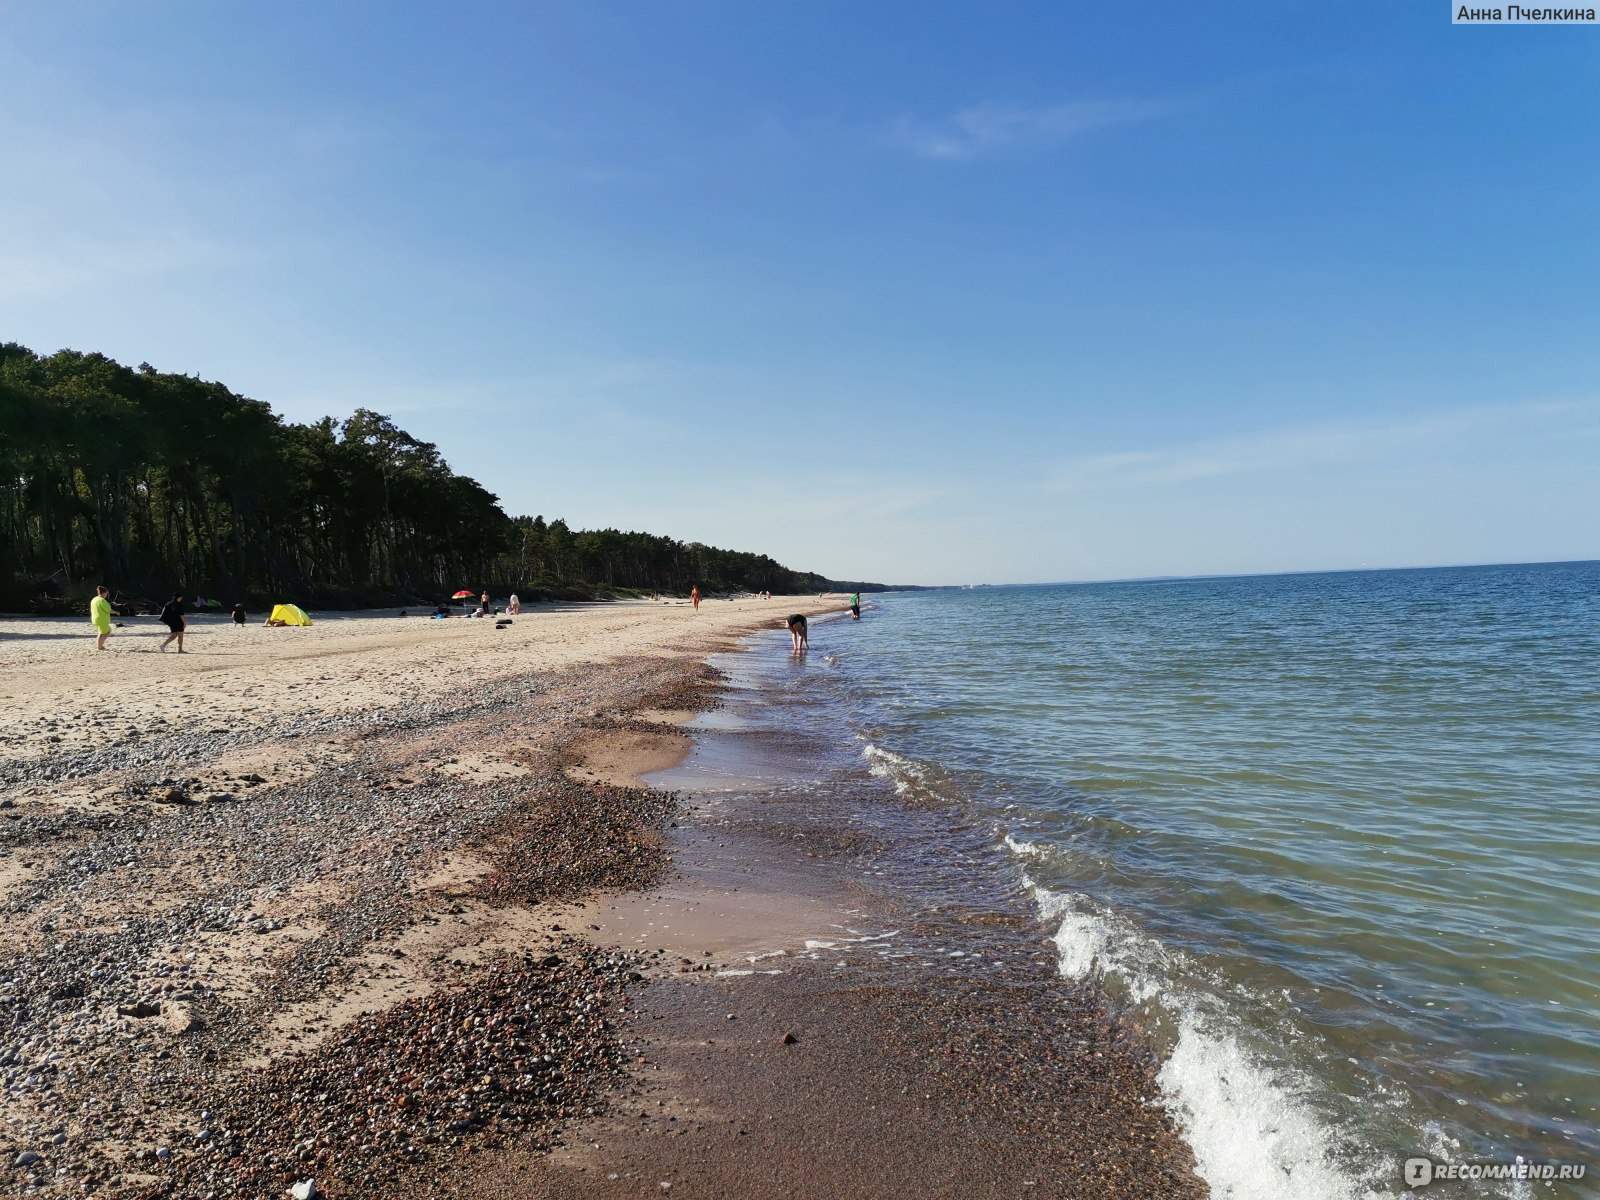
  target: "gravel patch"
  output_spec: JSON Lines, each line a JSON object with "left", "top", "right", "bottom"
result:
{"left": 0, "top": 654, "right": 719, "bottom": 1198}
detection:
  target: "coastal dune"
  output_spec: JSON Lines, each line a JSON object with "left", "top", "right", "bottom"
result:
{"left": 0, "top": 599, "right": 1200, "bottom": 1199}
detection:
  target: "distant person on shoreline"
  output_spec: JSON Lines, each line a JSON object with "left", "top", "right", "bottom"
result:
{"left": 508, "top": 592, "right": 520, "bottom": 616}
{"left": 90, "top": 586, "right": 112, "bottom": 651}
{"left": 231, "top": 602, "right": 247, "bottom": 627}
{"left": 691, "top": 585, "right": 700, "bottom": 612}
{"left": 158, "top": 593, "right": 187, "bottom": 653}
{"left": 848, "top": 592, "right": 860, "bottom": 620}
{"left": 785, "top": 613, "right": 808, "bottom": 653}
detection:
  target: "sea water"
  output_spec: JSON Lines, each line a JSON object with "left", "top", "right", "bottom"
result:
{"left": 721, "top": 563, "right": 1598, "bottom": 1198}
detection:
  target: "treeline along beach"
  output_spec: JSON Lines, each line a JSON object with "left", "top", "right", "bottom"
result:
{"left": 0, "top": 344, "right": 881, "bottom": 610}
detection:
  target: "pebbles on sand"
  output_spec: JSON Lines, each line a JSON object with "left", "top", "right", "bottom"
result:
{"left": 0, "top": 634, "right": 722, "bottom": 1198}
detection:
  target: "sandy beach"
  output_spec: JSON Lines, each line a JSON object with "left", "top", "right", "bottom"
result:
{"left": 0, "top": 599, "right": 1200, "bottom": 1199}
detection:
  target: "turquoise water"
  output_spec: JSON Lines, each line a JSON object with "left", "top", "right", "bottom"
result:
{"left": 813, "top": 563, "right": 1599, "bottom": 1197}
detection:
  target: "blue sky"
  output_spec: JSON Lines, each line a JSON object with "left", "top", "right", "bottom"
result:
{"left": 2, "top": 1, "right": 1596, "bottom": 584}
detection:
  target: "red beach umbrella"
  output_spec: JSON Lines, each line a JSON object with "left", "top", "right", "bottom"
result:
{"left": 451, "top": 590, "right": 475, "bottom": 599}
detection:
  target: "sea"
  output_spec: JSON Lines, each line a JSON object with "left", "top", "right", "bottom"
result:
{"left": 665, "top": 562, "right": 1599, "bottom": 1198}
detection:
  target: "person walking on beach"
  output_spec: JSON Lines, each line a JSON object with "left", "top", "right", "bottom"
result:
{"left": 158, "top": 593, "right": 188, "bottom": 653}
{"left": 848, "top": 592, "right": 861, "bottom": 620}
{"left": 691, "top": 585, "right": 700, "bottom": 612}
{"left": 508, "top": 592, "right": 520, "bottom": 616}
{"left": 90, "top": 586, "right": 113, "bottom": 651}
{"left": 785, "top": 613, "right": 808, "bottom": 653}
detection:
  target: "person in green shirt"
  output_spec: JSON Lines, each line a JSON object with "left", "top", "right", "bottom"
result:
{"left": 90, "top": 585, "right": 113, "bottom": 651}
{"left": 848, "top": 592, "right": 860, "bottom": 620}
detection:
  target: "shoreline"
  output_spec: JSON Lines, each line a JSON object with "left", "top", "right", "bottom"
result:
{"left": 0, "top": 601, "right": 1200, "bottom": 1198}
{"left": 460, "top": 620, "right": 1203, "bottom": 1199}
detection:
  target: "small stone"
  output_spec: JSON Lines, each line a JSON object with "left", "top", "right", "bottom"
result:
{"left": 289, "top": 1180, "right": 320, "bottom": 1200}
{"left": 162, "top": 1001, "right": 202, "bottom": 1035}
{"left": 780, "top": 1031, "right": 798, "bottom": 1045}
{"left": 14, "top": 1151, "right": 40, "bottom": 1167}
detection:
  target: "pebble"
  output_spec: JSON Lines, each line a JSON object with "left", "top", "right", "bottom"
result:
{"left": 0, "top": 659, "right": 720, "bottom": 1197}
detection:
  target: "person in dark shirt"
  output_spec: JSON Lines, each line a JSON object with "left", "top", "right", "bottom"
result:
{"left": 785, "top": 613, "right": 808, "bottom": 653}
{"left": 158, "top": 593, "right": 187, "bottom": 654}
{"left": 231, "top": 602, "right": 247, "bottom": 627}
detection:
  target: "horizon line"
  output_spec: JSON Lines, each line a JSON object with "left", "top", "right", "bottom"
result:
{"left": 899, "top": 556, "right": 1599, "bottom": 590}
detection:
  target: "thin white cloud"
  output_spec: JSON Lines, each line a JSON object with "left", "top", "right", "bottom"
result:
{"left": 607, "top": 475, "right": 947, "bottom": 541}
{"left": 0, "top": 232, "right": 239, "bottom": 302}
{"left": 1042, "top": 400, "right": 1600, "bottom": 493}
{"left": 887, "top": 99, "right": 1170, "bottom": 162}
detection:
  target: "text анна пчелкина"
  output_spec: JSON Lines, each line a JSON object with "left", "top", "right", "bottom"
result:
{"left": 1455, "top": 4, "right": 1597, "bottom": 19}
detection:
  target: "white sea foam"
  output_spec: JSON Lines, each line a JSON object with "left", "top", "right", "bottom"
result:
{"left": 863, "top": 743, "right": 920, "bottom": 795}
{"left": 1017, "top": 858, "right": 1387, "bottom": 1200}
{"left": 1003, "top": 833, "right": 1044, "bottom": 858}
{"left": 863, "top": 742, "right": 961, "bottom": 805}
{"left": 803, "top": 928, "right": 901, "bottom": 953}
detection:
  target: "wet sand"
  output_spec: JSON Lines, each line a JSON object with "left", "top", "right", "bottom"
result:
{"left": 458, "top": 821, "right": 1204, "bottom": 1200}
{"left": 0, "top": 599, "right": 1201, "bottom": 1198}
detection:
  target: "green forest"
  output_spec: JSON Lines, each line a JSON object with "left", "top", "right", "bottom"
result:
{"left": 0, "top": 344, "right": 884, "bottom": 611}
